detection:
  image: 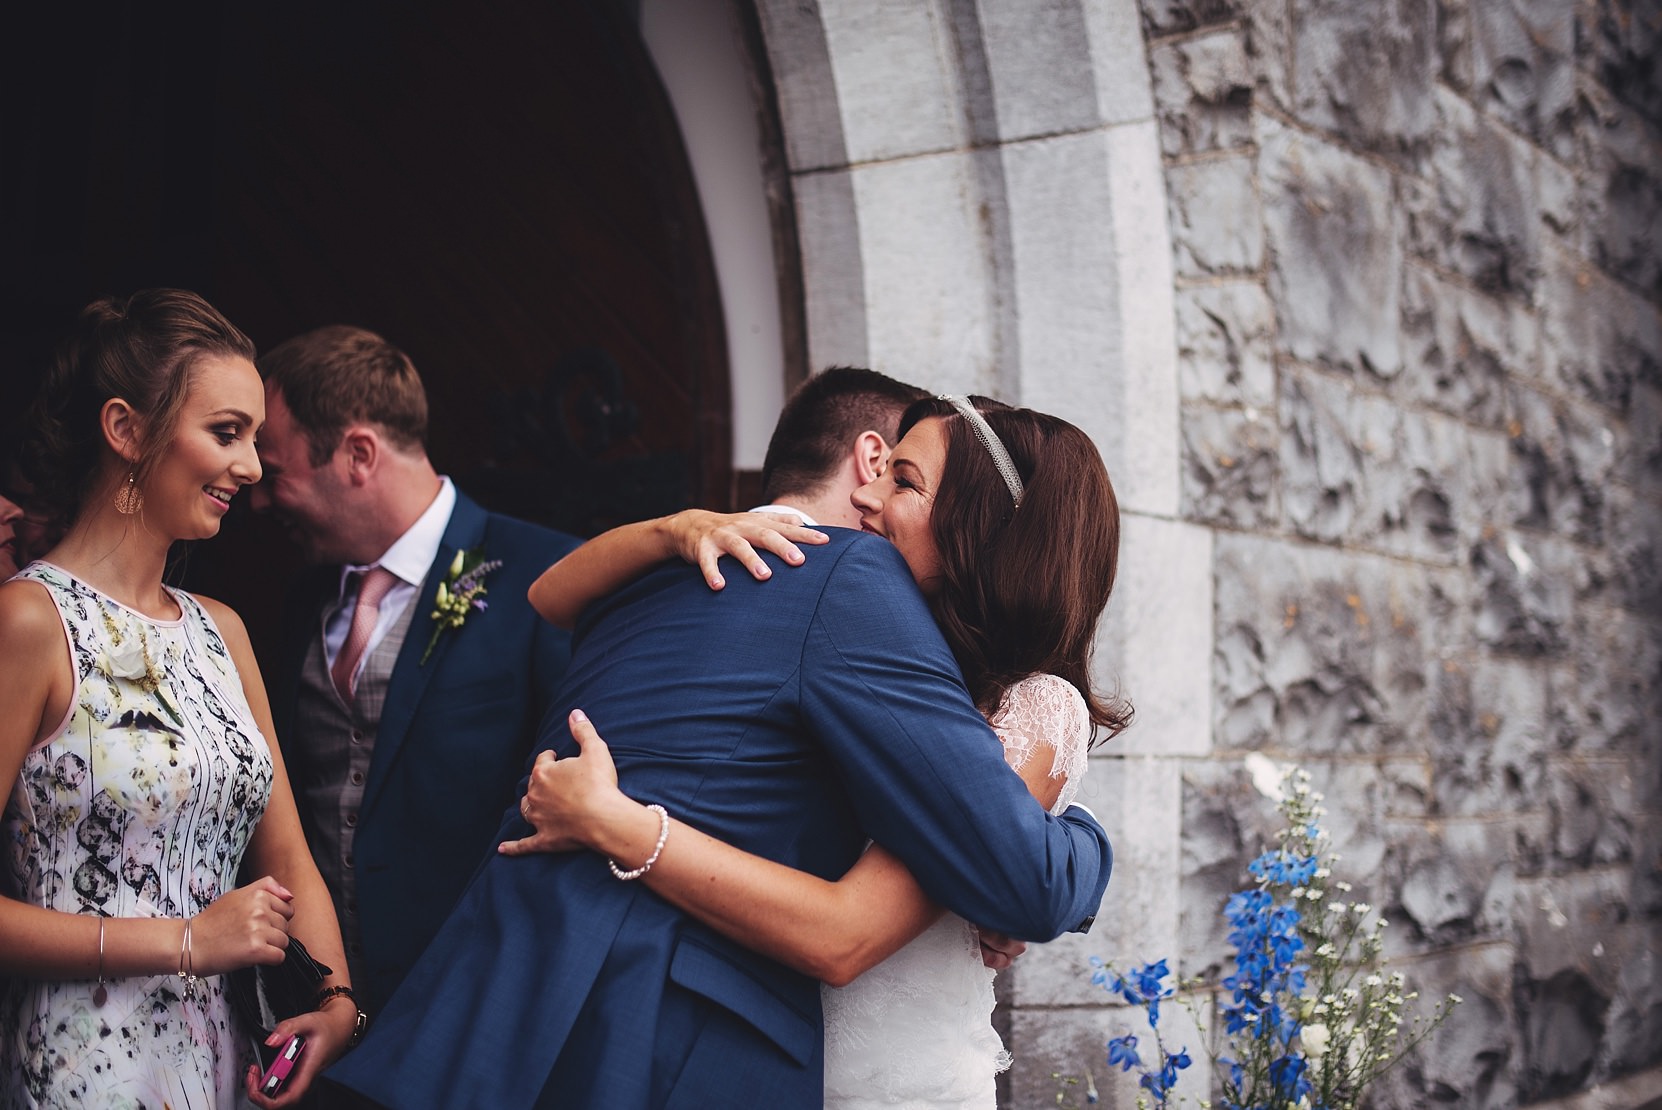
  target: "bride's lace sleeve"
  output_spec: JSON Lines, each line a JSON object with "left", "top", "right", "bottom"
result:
{"left": 989, "top": 673, "right": 1091, "bottom": 814}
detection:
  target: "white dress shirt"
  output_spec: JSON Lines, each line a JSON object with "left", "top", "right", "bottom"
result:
{"left": 322, "top": 477, "right": 458, "bottom": 684}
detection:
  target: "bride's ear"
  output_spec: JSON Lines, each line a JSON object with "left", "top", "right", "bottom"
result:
{"left": 853, "top": 431, "right": 889, "bottom": 485}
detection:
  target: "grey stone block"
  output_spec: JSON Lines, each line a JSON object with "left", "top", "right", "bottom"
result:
{"left": 1279, "top": 368, "right": 1503, "bottom": 560}
{"left": 791, "top": 169, "right": 870, "bottom": 371}
{"left": 1213, "top": 532, "right": 1451, "bottom": 757}
{"left": 1616, "top": 381, "right": 1662, "bottom": 494}
{"left": 1587, "top": 0, "right": 1662, "bottom": 125}
{"left": 1605, "top": 482, "right": 1662, "bottom": 616}
{"left": 1288, "top": 0, "right": 1438, "bottom": 163}
{"left": 1538, "top": 250, "right": 1662, "bottom": 413}
{"left": 1181, "top": 404, "right": 1279, "bottom": 528}
{"left": 1466, "top": 0, "right": 1578, "bottom": 157}
{"left": 1241, "top": 0, "right": 1294, "bottom": 112}
{"left": 1512, "top": 871, "right": 1635, "bottom": 1099}
{"left": 1260, "top": 119, "right": 1403, "bottom": 378}
{"left": 1408, "top": 88, "right": 1542, "bottom": 296}
{"left": 1425, "top": 655, "right": 1551, "bottom": 818}
{"left": 1149, "top": 29, "right": 1254, "bottom": 157}
{"left": 1505, "top": 382, "right": 1614, "bottom": 546}
{"left": 1176, "top": 282, "right": 1276, "bottom": 407}
{"left": 978, "top": 0, "right": 1102, "bottom": 140}
{"left": 1549, "top": 606, "right": 1659, "bottom": 753}
{"left": 1547, "top": 759, "right": 1635, "bottom": 869}
{"left": 1537, "top": 147, "right": 1582, "bottom": 249}
{"left": 1167, "top": 154, "right": 1263, "bottom": 277}
{"left": 1399, "top": 262, "right": 1534, "bottom": 428}
{"left": 1175, "top": 281, "right": 1277, "bottom": 408}
{"left": 753, "top": 0, "right": 850, "bottom": 173}
{"left": 1079, "top": 0, "right": 1160, "bottom": 127}
{"left": 1139, "top": 0, "right": 1241, "bottom": 37}
{"left": 1469, "top": 529, "right": 1577, "bottom": 657}
{"left": 1004, "top": 1002, "right": 1209, "bottom": 1109}
{"left": 1598, "top": 929, "right": 1662, "bottom": 1078}
{"left": 1576, "top": 81, "right": 1662, "bottom": 299}
{"left": 851, "top": 152, "right": 999, "bottom": 394}
{"left": 1095, "top": 515, "right": 1213, "bottom": 756}
{"left": 816, "top": 3, "right": 967, "bottom": 164}
{"left": 1367, "top": 944, "right": 1520, "bottom": 1109}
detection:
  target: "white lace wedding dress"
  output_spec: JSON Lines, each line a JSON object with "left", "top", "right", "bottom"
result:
{"left": 822, "top": 673, "right": 1092, "bottom": 1109}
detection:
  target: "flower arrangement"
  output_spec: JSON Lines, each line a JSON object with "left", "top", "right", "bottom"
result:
{"left": 1089, "top": 765, "right": 1460, "bottom": 1110}
{"left": 420, "top": 547, "right": 502, "bottom": 664}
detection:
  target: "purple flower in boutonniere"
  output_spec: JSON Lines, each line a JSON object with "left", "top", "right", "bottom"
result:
{"left": 419, "top": 547, "right": 503, "bottom": 665}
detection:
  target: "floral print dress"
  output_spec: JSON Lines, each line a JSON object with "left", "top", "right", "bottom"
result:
{"left": 2, "top": 563, "right": 273, "bottom": 1109}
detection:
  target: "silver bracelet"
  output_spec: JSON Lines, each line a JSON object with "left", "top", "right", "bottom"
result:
{"left": 609, "top": 804, "right": 670, "bottom": 881}
{"left": 93, "top": 916, "right": 107, "bottom": 1007}
{"left": 178, "top": 917, "right": 200, "bottom": 1000}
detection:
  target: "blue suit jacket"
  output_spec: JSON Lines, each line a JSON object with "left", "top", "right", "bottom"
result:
{"left": 271, "top": 491, "right": 580, "bottom": 1013}
{"left": 330, "top": 529, "right": 1111, "bottom": 1109}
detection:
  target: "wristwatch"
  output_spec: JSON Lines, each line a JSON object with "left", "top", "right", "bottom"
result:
{"left": 316, "top": 985, "right": 370, "bottom": 1047}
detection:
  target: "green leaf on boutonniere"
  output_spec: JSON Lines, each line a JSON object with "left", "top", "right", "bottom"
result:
{"left": 419, "top": 547, "right": 504, "bottom": 665}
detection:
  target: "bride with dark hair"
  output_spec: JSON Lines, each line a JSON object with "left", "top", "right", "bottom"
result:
{"left": 509, "top": 394, "right": 1130, "bottom": 1108}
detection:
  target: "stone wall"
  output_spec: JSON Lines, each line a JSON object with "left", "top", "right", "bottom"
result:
{"left": 1006, "top": 0, "right": 1660, "bottom": 1106}
{"left": 746, "top": 0, "right": 1658, "bottom": 1105}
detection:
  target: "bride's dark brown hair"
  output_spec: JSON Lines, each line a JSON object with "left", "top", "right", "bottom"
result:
{"left": 898, "top": 396, "right": 1132, "bottom": 746}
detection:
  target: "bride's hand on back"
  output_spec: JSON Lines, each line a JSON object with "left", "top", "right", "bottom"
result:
{"left": 500, "top": 710, "right": 639, "bottom": 857}
{"left": 662, "top": 510, "right": 827, "bottom": 591}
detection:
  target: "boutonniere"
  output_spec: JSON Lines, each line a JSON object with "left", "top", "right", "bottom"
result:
{"left": 420, "top": 547, "right": 504, "bottom": 664}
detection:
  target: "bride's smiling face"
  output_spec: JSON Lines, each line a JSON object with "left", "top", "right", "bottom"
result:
{"left": 851, "top": 416, "right": 946, "bottom": 594}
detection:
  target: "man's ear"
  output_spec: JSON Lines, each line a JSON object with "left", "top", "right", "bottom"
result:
{"left": 340, "top": 425, "right": 380, "bottom": 485}
{"left": 100, "top": 398, "right": 144, "bottom": 464}
{"left": 853, "top": 430, "right": 889, "bottom": 485}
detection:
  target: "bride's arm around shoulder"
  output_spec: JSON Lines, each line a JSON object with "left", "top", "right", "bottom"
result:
{"left": 528, "top": 510, "right": 826, "bottom": 628}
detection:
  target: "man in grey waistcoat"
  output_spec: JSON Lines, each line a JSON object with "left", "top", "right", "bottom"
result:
{"left": 250, "top": 326, "right": 580, "bottom": 1018}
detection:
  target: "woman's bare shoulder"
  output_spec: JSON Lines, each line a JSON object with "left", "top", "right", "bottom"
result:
{"left": 0, "top": 576, "right": 65, "bottom": 649}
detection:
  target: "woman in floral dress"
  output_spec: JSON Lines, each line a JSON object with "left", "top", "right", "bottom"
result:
{"left": 0, "top": 290, "right": 358, "bottom": 1108}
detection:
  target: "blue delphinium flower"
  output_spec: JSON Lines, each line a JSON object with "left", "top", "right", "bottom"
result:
{"left": 1108, "top": 1034, "right": 1142, "bottom": 1072}
{"left": 1088, "top": 765, "right": 1462, "bottom": 1110}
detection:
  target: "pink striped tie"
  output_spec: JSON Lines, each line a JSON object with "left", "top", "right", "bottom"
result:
{"left": 331, "top": 566, "right": 399, "bottom": 704}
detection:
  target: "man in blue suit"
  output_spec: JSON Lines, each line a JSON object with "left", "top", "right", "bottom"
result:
{"left": 250, "top": 326, "right": 580, "bottom": 1019}
{"left": 329, "top": 369, "right": 1112, "bottom": 1109}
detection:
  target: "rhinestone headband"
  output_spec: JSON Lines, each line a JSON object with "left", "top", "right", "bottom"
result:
{"left": 939, "top": 395, "right": 1024, "bottom": 508}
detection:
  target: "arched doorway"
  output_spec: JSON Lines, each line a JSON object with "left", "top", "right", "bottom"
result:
{"left": 210, "top": 0, "right": 731, "bottom": 530}
{"left": 1, "top": 0, "right": 736, "bottom": 650}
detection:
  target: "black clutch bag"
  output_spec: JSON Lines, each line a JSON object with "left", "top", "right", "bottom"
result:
{"left": 228, "top": 936, "right": 334, "bottom": 1038}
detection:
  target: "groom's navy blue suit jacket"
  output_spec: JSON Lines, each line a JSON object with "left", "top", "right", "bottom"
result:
{"left": 270, "top": 491, "right": 579, "bottom": 1013}
{"left": 331, "top": 528, "right": 1112, "bottom": 1110}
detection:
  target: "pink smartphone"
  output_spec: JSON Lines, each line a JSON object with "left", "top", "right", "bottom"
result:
{"left": 259, "top": 1033, "right": 306, "bottom": 1098}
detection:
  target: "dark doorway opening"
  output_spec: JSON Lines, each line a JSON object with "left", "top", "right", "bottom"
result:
{"left": 2, "top": 0, "right": 731, "bottom": 651}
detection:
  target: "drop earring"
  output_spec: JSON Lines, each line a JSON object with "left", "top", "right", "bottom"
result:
{"left": 113, "top": 470, "right": 143, "bottom": 515}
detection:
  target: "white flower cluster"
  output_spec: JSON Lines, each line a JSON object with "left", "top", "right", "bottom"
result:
{"left": 1271, "top": 771, "right": 1460, "bottom": 1109}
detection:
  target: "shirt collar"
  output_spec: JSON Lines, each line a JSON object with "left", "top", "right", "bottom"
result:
{"left": 748, "top": 503, "right": 817, "bottom": 527}
{"left": 337, "top": 477, "right": 457, "bottom": 595}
